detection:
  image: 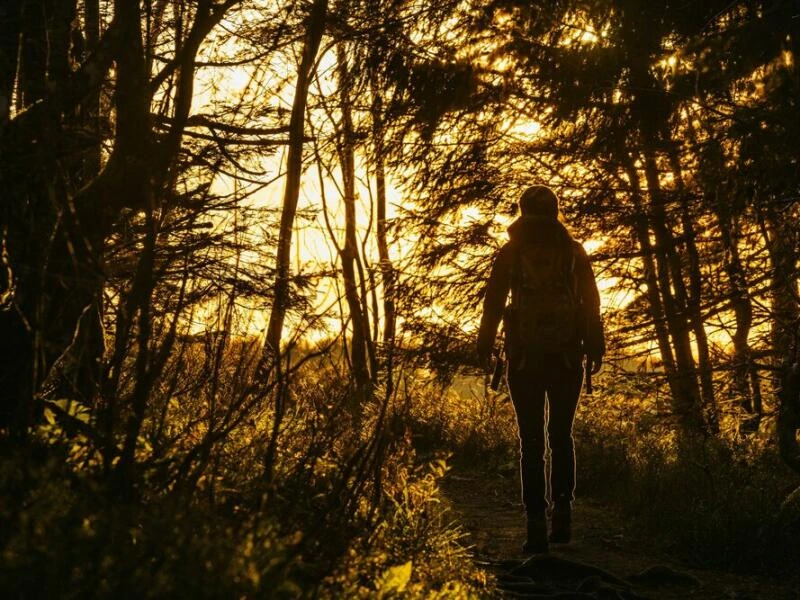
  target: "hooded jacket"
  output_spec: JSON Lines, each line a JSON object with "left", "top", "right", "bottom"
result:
{"left": 476, "top": 215, "right": 605, "bottom": 360}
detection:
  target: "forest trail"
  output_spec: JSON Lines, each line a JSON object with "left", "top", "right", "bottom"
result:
{"left": 441, "top": 469, "right": 799, "bottom": 600}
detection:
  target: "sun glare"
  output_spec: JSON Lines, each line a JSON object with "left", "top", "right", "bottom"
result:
{"left": 507, "top": 118, "right": 543, "bottom": 138}
{"left": 557, "top": 11, "right": 605, "bottom": 48}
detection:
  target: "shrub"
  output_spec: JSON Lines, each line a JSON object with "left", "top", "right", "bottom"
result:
{"left": 0, "top": 354, "right": 491, "bottom": 598}
{"left": 574, "top": 373, "right": 800, "bottom": 573}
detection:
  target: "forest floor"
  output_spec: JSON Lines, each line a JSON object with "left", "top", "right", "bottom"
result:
{"left": 441, "top": 468, "right": 799, "bottom": 600}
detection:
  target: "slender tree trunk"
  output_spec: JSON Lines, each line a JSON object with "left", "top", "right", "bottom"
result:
{"left": 62, "top": 0, "right": 105, "bottom": 407}
{"left": 622, "top": 147, "right": 702, "bottom": 428}
{"left": 716, "top": 192, "right": 762, "bottom": 421}
{"left": 114, "top": 211, "right": 157, "bottom": 498}
{"left": 620, "top": 157, "right": 679, "bottom": 398}
{"left": 336, "top": 45, "right": 372, "bottom": 418}
{"left": 639, "top": 142, "right": 703, "bottom": 428}
{"left": 361, "top": 220, "right": 381, "bottom": 351}
{"left": 264, "top": 0, "right": 327, "bottom": 355}
{"left": 49, "top": 1, "right": 77, "bottom": 92}
{"left": 18, "top": 0, "right": 48, "bottom": 105}
{"left": 757, "top": 201, "right": 800, "bottom": 365}
{"left": 355, "top": 244, "right": 378, "bottom": 379}
{"left": 107, "top": 0, "right": 154, "bottom": 497}
{"left": 688, "top": 117, "right": 761, "bottom": 427}
{"left": 82, "top": 0, "right": 103, "bottom": 178}
{"left": 626, "top": 44, "right": 703, "bottom": 428}
{"left": 370, "top": 92, "right": 396, "bottom": 346}
{"left": 667, "top": 147, "right": 718, "bottom": 430}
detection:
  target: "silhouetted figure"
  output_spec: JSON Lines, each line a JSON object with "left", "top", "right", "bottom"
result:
{"left": 477, "top": 185, "right": 605, "bottom": 554}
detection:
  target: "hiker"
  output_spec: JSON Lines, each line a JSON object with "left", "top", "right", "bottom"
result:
{"left": 476, "top": 185, "right": 605, "bottom": 554}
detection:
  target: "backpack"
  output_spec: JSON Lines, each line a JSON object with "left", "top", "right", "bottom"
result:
{"left": 506, "top": 239, "right": 580, "bottom": 353}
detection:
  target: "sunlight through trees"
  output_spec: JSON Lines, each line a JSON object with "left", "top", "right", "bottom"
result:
{"left": 1, "top": 0, "right": 799, "bottom": 595}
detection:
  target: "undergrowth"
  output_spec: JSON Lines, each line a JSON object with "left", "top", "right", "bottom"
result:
{"left": 574, "top": 371, "right": 800, "bottom": 573}
{"left": 0, "top": 347, "right": 490, "bottom": 598}
{"left": 408, "top": 366, "right": 800, "bottom": 575}
{"left": 8, "top": 335, "right": 799, "bottom": 596}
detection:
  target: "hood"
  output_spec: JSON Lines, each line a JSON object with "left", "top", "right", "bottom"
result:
{"left": 507, "top": 215, "right": 574, "bottom": 246}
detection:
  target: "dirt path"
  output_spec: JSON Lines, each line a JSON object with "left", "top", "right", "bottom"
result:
{"left": 441, "top": 469, "right": 799, "bottom": 599}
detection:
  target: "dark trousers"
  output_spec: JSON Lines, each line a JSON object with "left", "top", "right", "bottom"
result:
{"left": 507, "top": 351, "right": 583, "bottom": 515}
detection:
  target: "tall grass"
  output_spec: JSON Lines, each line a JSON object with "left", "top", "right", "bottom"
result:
{"left": 0, "top": 337, "right": 490, "bottom": 597}
{"left": 408, "top": 366, "right": 800, "bottom": 574}
{"left": 574, "top": 371, "right": 800, "bottom": 573}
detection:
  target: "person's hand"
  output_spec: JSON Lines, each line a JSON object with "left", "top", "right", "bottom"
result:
{"left": 587, "top": 356, "right": 603, "bottom": 375}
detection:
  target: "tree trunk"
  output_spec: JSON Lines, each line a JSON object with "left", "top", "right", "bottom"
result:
{"left": 18, "top": 0, "right": 49, "bottom": 105}
{"left": 716, "top": 192, "right": 762, "bottom": 422}
{"left": 758, "top": 201, "right": 800, "bottom": 366}
{"left": 621, "top": 145, "right": 702, "bottom": 428}
{"left": 371, "top": 91, "right": 396, "bottom": 346}
{"left": 355, "top": 236, "right": 378, "bottom": 380}
{"left": 82, "top": 0, "right": 103, "bottom": 178}
{"left": 639, "top": 141, "right": 703, "bottom": 429}
{"left": 620, "top": 157, "right": 680, "bottom": 401}
{"left": 264, "top": 0, "right": 327, "bottom": 355}
{"left": 626, "top": 42, "right": 704, "bottom": 429}
{"left": 0, "top": 0, "right": 86, "bottom": 437}
{"left": 336, "top": 45, "right": 372, "bottom": 418}
{"left": 689, "top": 115, "right": 761, "bottom": 428}
{"left": 668, "top": 147, "right": 718, "bottom": 430}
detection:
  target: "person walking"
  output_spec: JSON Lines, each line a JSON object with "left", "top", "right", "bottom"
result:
{"left": 477, "top": 185, "right": 605, "bottom": 554}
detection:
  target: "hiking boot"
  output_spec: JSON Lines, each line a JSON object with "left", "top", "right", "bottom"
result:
{"left": 549, "top": 500, "right": 572, "bottom": 544}
{"left": 522, "top": 512, "right": 548, "bottom": 554}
